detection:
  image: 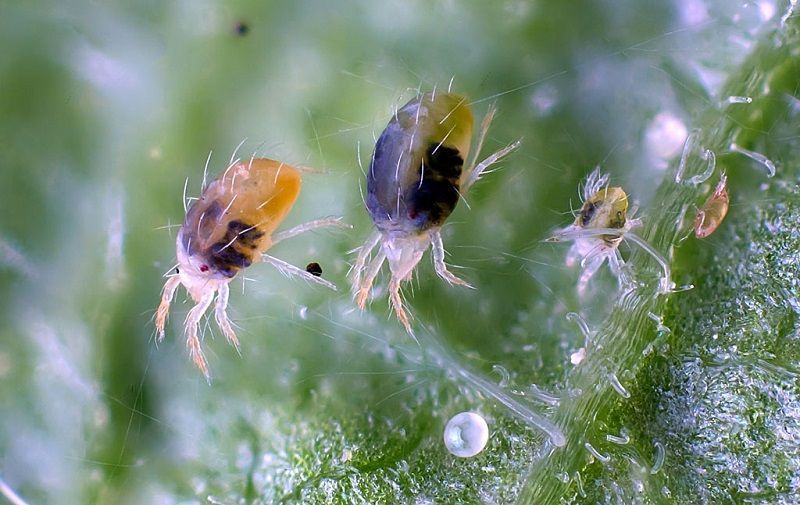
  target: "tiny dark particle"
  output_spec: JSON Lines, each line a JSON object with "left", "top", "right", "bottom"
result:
{"left": 305, "top": 262, "right": 322, "bottom": 277}
{"left": 234, "top": 21, "right": 249, "bottom": 36}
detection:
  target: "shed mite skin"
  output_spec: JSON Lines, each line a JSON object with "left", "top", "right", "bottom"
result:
{"left": 155, "top": 158, "right": 346, "bottom": 380}
{"left": 694, "top": 173, "right": 729, "bottom": 238}
{"left": 350, "top": 91, "right": 520, "bottom": 333}
{"left": 548, "top": 168, "right": 641, "bottom": 294}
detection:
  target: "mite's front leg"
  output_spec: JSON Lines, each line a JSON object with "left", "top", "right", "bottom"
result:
{"left": 155, "top": 275, "right": 181, "bottom": 342}
{"left": 349, "top": 230, "right": 382, "bottom": 297}
{"left": 355, "top": 248, "right": 387, "bottom": 309}
{"left": 271, "top": 216, "right": 351, "bottom": 245}
{"left": 460, "top": 103, "right": 521, "bottom": 194}
{"left": 261, "top": 253, "right": 337, "bottom": 290}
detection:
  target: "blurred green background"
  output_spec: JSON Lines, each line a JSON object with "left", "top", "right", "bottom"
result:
{"left": 2, "top": 0, "right": 800, "bottom": 503}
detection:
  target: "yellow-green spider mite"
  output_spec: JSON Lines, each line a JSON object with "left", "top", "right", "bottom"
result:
{"left": 350, "top": 91, "right": 520, "bottom": 332}
{"left": 156, "top": 157, "right": 345, "bottom": 380}
{"left": 549, "top": 168, "right": 641, "bottom": 293}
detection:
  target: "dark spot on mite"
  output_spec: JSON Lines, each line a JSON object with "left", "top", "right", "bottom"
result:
{"left": 579, "top": 201, "right": 597, "bottom": 226}
{"left": 208, "top": 242, "right": 252, "bottom": 278}
{"left": 204, "top": 220, "right": 265, "bottom": 277}
{"left": 203, "top": 200, "right": 223, "bottom": 221}
{"left": 407, "top": 144, "right": 464, "bottom": 229}
{"left": 234, "top": 21, "right": 249, "bottom": 36}
{"left": 182, "top": 200, "right": 223, "bottom": 251}
{"left": 227, "top": 220, "right": 265, "bottom": 249}
{"left": 175, "top": 267, "right": 180, "bottom": 274}
{"left": 426, "top": 144, "right": 463, "bottom": 179}
{"left": 305, "top": 262, "right": 322, "bottom": 277}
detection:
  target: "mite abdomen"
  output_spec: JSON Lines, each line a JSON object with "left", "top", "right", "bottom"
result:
{"left": 181, "top": 159, "right": 302, "bottom": 277}
{"left": 366, "top": 93, "right": 473, "bottom": 234}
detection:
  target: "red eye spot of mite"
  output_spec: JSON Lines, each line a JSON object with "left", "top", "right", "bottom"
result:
{"left": 200, "top": 264, "right": 209, "bottom": 272}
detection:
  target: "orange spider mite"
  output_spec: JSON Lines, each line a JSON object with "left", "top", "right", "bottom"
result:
{"left": 156, "top": 158, "right": 343, "bottom": 380}
{"left": 694, "top": 173, "right": 729, "bottom": 238}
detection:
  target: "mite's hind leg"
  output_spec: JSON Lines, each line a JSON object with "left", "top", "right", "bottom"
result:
{"left": 184, "top": 290, "right": 216, "bottom": 381}
{"left": 388, "top": 277, "right": 412, "bottom": 334}
{"left": 577, "top": 254, "right": 605, "bottom": 295}
{"left": 430, "top": 230, "right": 473, "bottom": 288}
{"left": 349, "top": 230, "right": 381, "bottom": 293}
{"left": 261, "top": 254, "right": 337, "bottom": 290}
{"left": 155, "top": 276, "right": 181, "bottom": 342}
{"left": 271, "top": 217, "right": 351, "bottom": 245}
{"left": 214, "top": 282, "right": 240, "bottom": 355}
{"left": 607, "top": 248, "right": 633, "bottom": 290}
{"left": 355, "top": 248, "right": 387, "bottom": 309}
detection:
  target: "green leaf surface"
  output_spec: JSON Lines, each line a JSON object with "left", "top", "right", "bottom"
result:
{"left": 2, "top": 1, "right": 799, "bottom": 503}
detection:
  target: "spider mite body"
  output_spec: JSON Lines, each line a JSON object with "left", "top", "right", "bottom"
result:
{"left": 156, "top": 158, "right": 341, "bottom": 380}
{"left": 550, "top": 169, "right": 640, "bottom": 294}
{"left": 351, "top": 91, "right": 520, "bottom": 332}
{"left": 366, "top": 93, "right": 472, "bottom": 233}
{"left": 694, "top": 174, "right": 728, "bottom": 238}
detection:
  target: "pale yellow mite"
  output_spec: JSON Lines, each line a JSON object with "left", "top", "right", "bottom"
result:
{"left": 156, "top": 158, "right": 345, "bottom": 380}
{"left": 694, "top": 174, "right": 729, "bottom": 238}
{"left": 549, "top": 169, "right": 640, "bottom": 293}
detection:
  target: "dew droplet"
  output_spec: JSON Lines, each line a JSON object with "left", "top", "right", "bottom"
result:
{"left": 444, "top": 412, "right": 489, "bottom": 458}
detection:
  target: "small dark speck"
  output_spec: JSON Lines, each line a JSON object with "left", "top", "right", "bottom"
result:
{"left": 175, "top": 267, "right": 180, "bottom": 274}
{"left": 305, "top": 262, "right": 322, "bottom": 277}
{"left": 234, "top": 21, "right": 249, "bottom": 36}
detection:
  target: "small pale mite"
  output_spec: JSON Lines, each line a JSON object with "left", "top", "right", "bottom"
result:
{"left": 548, "top": 168, "right": 641, "bottom": 293}
{"left": 305, "top": 262, "right": 322, "bottom": 277}
{"left": 443, "top": 411, "right": 489, "bottom": 458}
{"left": 549, "top": 168, "right": 675, "bottom": 294}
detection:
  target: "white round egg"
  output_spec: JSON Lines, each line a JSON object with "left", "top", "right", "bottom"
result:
{"left": 443, "top": 412, "right": 489, "bottom": 457}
